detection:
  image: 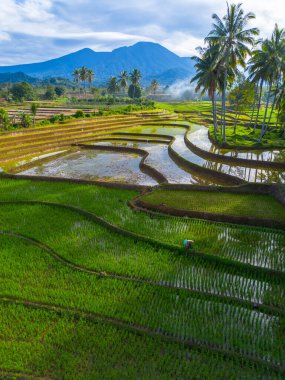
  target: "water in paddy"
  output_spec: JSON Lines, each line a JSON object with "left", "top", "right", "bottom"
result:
{"left": 92, "top": 140, "right": 204, "bottom": 184}
{"left": 171, "top": 125, "right": 285, "bottom": 184}
{"left": 189, "top": 125, "right": 285, "bottom": 163}
{"left": 117, "top": 124, "right": 285, "bottom": 183}
{"left": 19, "top": 149, "right": 157, "bottom": 186}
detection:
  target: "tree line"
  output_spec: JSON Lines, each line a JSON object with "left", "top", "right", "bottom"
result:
{"left": 191, "top": 3, "right": 285, "bottom": 143}
{"left": 72, "top": 66, "right": 159, "bottom": 98}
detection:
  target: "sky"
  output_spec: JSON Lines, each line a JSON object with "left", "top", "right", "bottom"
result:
{"left": 0, "top": 0, "right": 285, "bottom": 65}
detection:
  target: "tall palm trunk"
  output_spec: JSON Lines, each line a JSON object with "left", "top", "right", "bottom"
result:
{"left": 211, "top": 90, "right": 218, "bottom": 140}
{"left": 259, "top": 82, "right": 272, "bottom": 142}
{"left": 249, "top": 83, "right": 258, "bottom": 128}
{"left": 253, "top": 79, "right": 264, "bottom": 130}
{"left": 222, "top": 68, "right": 228, "bottom": 142}
{"left": 266, "top": 89, "right": 278, "bottom": 130}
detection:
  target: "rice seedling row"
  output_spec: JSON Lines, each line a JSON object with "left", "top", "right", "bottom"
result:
{"left": 1, "top": 234, "right": 284, "bottom": 369}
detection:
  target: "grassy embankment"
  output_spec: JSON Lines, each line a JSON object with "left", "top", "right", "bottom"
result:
{"left": 141, "top": 188, "right": 285, "bottom": 222}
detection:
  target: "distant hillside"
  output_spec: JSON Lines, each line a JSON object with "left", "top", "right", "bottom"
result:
{"left": 0, "top": 72, "right": 39, "bottom": 84}
{"left": 0, "top": 42, "right": 194, "bottom": 85}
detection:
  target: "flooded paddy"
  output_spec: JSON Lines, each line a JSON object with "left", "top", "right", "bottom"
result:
{"left": 19, "top": 149, "right": 157, "bottom": 185}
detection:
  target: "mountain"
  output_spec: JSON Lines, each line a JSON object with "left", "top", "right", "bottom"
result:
{"left": 0, "top": 42, "right": 194, "bottom": 85}
{"left": 0, "top": 72, "right": 40, "bottom": 84}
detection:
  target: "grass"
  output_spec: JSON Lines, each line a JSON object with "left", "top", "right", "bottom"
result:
{"left": 0, "top": 234, "right": 284, "bottom": 370}
{"left": 1, "top": 304, "right": 274, "bottom": 380}
{"left": 141, "top": 188, "right": 285, "bottom": 222}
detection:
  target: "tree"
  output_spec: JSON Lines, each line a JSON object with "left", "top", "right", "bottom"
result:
{"left": 54, "top": 86, "right": 65, "bottom": 97}
{"left": 130, "top": 69, "right": 142, "bottom": 98}
{"left": 30, "top": 103, "right": 39, "bottom": 127}
{"left": 44, "top": 86, "right": 56, "bottom": 100}
{"left": 228, "top": 77, "right": 255, "bottom": 133}
{"left": 18, "top": 112, "right": 32, "bottom": 128}
{"left": 107, "top": 76, "right": 119, "bottom": 95}
{"left": 150, "top": 80, "right": 159, "bottom": 94}
{"left": 118, "top": 71, "right": 129, "bottom": 93}
{"left": 10, "top": 82, "right": 34, "bottom": 102}
{"left": 206, "top": 3, "right": 259, "bottom": 142}
{"left": 87, "top": 69, "right": 95, "bottom": 88}
{"left": 128, "top": 84, "right": 142, "bottom": 99}
{"left": 0, "top": 108, "right": 10, "bottom": 130}
{"left": 72, "top": 68, "right": 81, "bottom": 88}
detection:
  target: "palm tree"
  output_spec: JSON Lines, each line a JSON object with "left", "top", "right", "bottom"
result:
{"left": 107, "top": 77, "right": 119, "bottom": 95}
{"left": 150, "top": 80, "right": 159, "bottom": 95}
{"left": 130, "top": 69, "right": 142, "bottom": 98}
{"left": 118, "top": 71, "right": 129, "bottom": 93}
{"left": 79, "top": 66, "right": 89, "bottom": 90}
{"left": 206, "top": 3, "right": 259, "bottom": 142}
{"left": 249, "top": 25, "right": 285, "bottom": 141}
{"left": 30, "top": 103, "right": 38, "bottom": 127}
{"left": 191, "top": 45, "right": 224, "bottom": 139}
{"left": 72, "top": 68, "right": 81, "bottom": 88}
{"left": 87, "top": 69, "right": 95, "bottom": 88}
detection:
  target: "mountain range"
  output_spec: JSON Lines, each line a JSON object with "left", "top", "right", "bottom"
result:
{"left": 0, "top": 42, "right": 195, "bottom": 85}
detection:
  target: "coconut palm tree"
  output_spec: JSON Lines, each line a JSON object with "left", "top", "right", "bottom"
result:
{"left": 150, "top": 80, "right": 159, "bottom": 95}
{"left": 118, "top": 71, "right": 129, "bottom": 93}
{"left": 206, "top": 3, "right": 259, "bottom": 142}
{"left": 191, "top": 45, "right": 224, "bottom": 139}
{"left": 130, "top": 69, "right": 142, "bottom": 98}
{"left": 79, "top": 66, "right": 89, "bottom": 90}
{"left": 107, "top": 76, "right": 119, "bottom": 95}
{"left": 72, "top": 68, "right": 81, "bottom": 88}
{"left": 249, "top": 25, "right": 285, "bottom": 141}
{"left": 87, "top": 69, "right": 95, "bottom": 88}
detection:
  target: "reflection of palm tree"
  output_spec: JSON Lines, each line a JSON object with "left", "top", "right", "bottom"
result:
{"left": 206, "top": 3, "right": 259, "bottom": 142}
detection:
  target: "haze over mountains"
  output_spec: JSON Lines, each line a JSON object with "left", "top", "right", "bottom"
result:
{"left": 0, "top": 42, "right": 194, "bottom": 85}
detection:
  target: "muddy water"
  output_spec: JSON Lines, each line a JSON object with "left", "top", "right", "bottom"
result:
{"left": 20, "top": 149, "right": 157, "bottom": 185}
{"left": 92, "top": 140, "right": 206, "bottom": 184}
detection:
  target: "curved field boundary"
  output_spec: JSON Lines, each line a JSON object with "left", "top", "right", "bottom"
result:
{"left": 93, "top": 137, "right": 170, "bottom": 144}
{"left": 121, "top": 122, "right": 246, "bottom": 185}
{"left": 132, "top": 188, "right": 285, "bottom": 231}
{"left": 77, "top": 143, "right": 167, "bottom": 184}
{"left": 0, "top": 297, "right": 284, "bottom": 375}
{"left": 113, "top": 132, "right": 173, "bottom": 140}
{"left": 0, "top": 369, "right": 52, "bottom": 380}
{"left": 8, "top": 149, "right": 76, "bottom": 174}
{"left": 2, "top": 229, "right": 283, "bottom": 315}
{"left": 0, "top": 172, "right": 147, "bottom": 191}
{"left": 185, "top": 132, "right": 285, "bottom": 170}
{"left": 0, "top": 120, "right": 172, "bottom": 164}
{"left": 1, "top": 198, "right": 284, "bottom": 283}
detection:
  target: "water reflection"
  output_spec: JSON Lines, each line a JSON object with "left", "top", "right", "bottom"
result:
{"left": 20, "top": 149, "right": 157, "bottom": 185}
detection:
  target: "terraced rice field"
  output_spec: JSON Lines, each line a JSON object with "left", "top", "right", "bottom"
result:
{"left": 0, "top": 110, "right": 284, "bottom": 185}
{"left": 0, "top": 177, "right": 284, "bottom": 378}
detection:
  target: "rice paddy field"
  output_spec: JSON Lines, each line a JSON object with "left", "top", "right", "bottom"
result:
{"left": 0, "top": 105, "right": 284, "bottom": 378}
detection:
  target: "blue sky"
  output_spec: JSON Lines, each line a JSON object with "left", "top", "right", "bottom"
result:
{"left": 0, "top": 0, "right": 285, "bottom": 65}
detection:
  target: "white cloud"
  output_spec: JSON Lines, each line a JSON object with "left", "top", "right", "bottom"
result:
{"left": 0, "top": 0, "right": 285, "bottom": 65}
